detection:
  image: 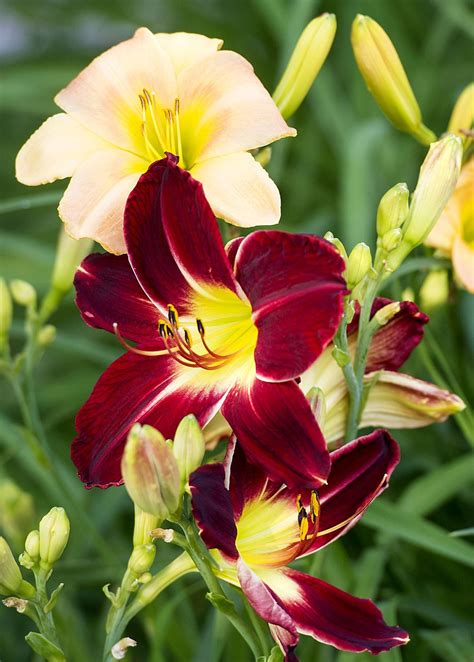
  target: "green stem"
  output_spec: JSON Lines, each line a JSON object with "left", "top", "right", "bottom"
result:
{"left": 33, "top": 568, "right": 64, "bottom": 653}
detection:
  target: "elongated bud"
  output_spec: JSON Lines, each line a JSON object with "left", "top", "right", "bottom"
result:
{"left": 351, "top": 15, "right": 435, "bottom": 145}
{"left": 388, "top": 135, "right": 463, "bottom": 270}
{"left": 420, "top": 270, "right": 449, "bottom": 310}
{"left": 10, "top": 280, "right": 36, "bottom": 308}
{"left": 0, "top": 537, "right": 35, "bottom": 598}
{"left": 324, "top": 232, "right": 348, "bottom": 262}
{"left": 448, "top": 83, "right": 474, "bottom": 149}
{"left": 39, "top": 507, "right": 70, "bottom": 568}
{"left": 133, "top": 506, "right": 159, "bottom": 547}
{"left": 347, "top": 243, "right": 372, "bottom": 288}
{"left": 52, "top": 228, "right": 93, "bottom": 295}
{"left": 172, "top": 415, "right": 205, "bottom": 485}
{"left": 122, "top": 424, "right": 181, "bottom": 519}
{"left": 128, "top": 544, "right": 156, "bottom": 576}
{"left": 0, "top": 278, "right": 12, "bottom": 352}
{"left": 273, "top": 13, "right": 336, "bottom": 119}
{"left": 377, "top": 183, "right": 409, "bottom": 237}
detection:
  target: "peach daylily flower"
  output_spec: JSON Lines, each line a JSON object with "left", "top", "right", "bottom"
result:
{"left": 426, "top": 159, "right": 474, "bottom": 293}
{"left": 16, "top": 28, "right": 295, "bottom": 254}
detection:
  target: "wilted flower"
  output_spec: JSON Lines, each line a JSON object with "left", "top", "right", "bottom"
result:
{"left": 16, "top": 28, "right": 295, "bottom": 254}
{"left": 190, "top": 433, "right": 408, "bottom": 657}
{"left": 72, "top": 156, "right": 346, "bottom": 489}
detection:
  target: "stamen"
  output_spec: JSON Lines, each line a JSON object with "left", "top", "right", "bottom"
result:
{"left": 168, "top": 304, "right": 178, "bottom": 326}
{"left": 174, "top": 98, "right": 183, "bottom": 164}
{"left": 297, "top": 494, "right": 310, "bottom": 541}
{"left": 183, "top": 328, "right": 192, "bottom": 347}
{"left": 196, "top": 319, "right": 205, "bottom": 335}
{"left": 310, "top": 490, "right": 320, "bottom": 525}
{"left": 113, "top": 323, "right": 170, "bottom": 357}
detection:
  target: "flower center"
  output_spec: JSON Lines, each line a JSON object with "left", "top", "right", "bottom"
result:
{"left": 139, "top": 88, "right": 186, "bottom": 167}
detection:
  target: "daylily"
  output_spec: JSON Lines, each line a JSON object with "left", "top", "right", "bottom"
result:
{"left": 425, "top": 159, "right": 474, "bottom": 293}
{"left": 205, "top": 298, "right": 464, "bottom": 447}
{"left": 190, "top": 431, "right": 409, "bottom": 658}
{"left": 15, "top": 28, "right": 295, "bottom": 254}
{"left": 72, "top": 155, "right": 346, "bottom": 488}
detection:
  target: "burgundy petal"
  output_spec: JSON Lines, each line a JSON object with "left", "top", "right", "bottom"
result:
{"left": 237, "top": 559, "right": 299, "bottom": 654}
{"left": 225, "top": 236, "right": 245, "bottom": 269}
{"left": 302, "top": 430, "right": 400, "bottom": 555}
{"left": 348, "top": 298, "right": 429, "bottom": 372}
{"left": 222, "top": 378, "right": 330, "bottom": 489}
{"left": 72, "top": 353, "right": 227, "bottom": 488}
{"left": 124, "top": 157, "right": 193, "bottom": 312}
{"left": 234, "top": 232, "right": 346, "bottom": 381}
{"left": 189, "top": 463, "right": 238, "bottom": 559}
{"left": 267, "top": 568, "right": 409, "bottom": 654}
{"left": 74, "top": 252, "right": 160, "bottom": 343}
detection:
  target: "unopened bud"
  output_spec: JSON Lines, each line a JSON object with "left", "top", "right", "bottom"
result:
{"left": 377, "top": 183, "right": 409, "bottom": 237}
{"left": 420, "top": 270, "right": 449, "bottom": 310}
{"left": 374, "top": 302, "right": 401, "bottom": 326}
{"left": 381, "top": 228, "right": 402, "bottom": 252}
{"left": 52, "top": 228, "right": 93, "bottom": 295}
{"left": 128, "top": 544, "right": 156, "bottom": 576}
{"left": 0, "top": 278, "right": 12, "bottom": 351}
{"left": 25, "top": 530, "right": 40, "bottom": 561}
{"left": 10, "top": 280, "right": 36, "bottom": 308}
{"left": 111, "top": 637, "right": 137, "bottom": 660}
{"left": 37, "top": 325, "right": 56, "bottom": 348}
{"left": 347, "top": 243, "right": 372, "bottom": 288}
{"left": 351, "top": 15, "right": 435, "bottom": 145}
{"left": 0, "top": 537, "right": 35, "bottom": 598}
{"left": 172, "top": 415, "right": 205, "bottom": 485}
{"left": 448, "top": 83, "right": 474, "bottom": 149}
{"left": 122, "top": 424, "right": 181, "bottom": 519}
{"left": 273, "top": 13, "right": 337, "bottom": 119}
{"left": 255, "top": 146, "right": 272, "bottom": 167}
{"left": 388, "top": 135, "right": 462, "bottom": 270}
{"left": 324, "top": 232, "right": 348, "bottom": 261}
{"left": 39, "top": 507, "right": 70, "bottom": 568}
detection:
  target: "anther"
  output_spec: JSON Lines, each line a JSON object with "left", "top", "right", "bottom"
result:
{"left": 183, "top": 328, "right": 192, "bottom": 347}
{"left": 196, "top": 319, "right": 205, "bottom": 336}
{"left": 310, "top": 490, "right": 320, "bottom": 525}
{"left": 167, "top": 304, "right": 178, "bottom": 326}
{"left": 158, "top": 322, "right": 166, "bottom": 338}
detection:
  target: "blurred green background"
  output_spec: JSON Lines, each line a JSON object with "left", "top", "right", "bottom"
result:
{"left": 1, "top": 0, "right": 473, "bottom": 660}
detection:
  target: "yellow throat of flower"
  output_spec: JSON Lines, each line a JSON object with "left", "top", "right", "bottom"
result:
{"left": 139, "top": 88, "right": 186, "bottom": 167}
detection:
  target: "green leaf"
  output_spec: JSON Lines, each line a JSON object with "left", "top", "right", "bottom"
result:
{"left": 362, "top": 500, "right": 474, "bottom": 567}
{"left": 25, "top": 632, "right": 65, "bottom": 661}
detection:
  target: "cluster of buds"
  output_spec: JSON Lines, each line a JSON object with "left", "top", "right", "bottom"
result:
{"left": 324, "top": 232, "right": 372, "bottom": 302}
{"left": 20, "top": 507, "right": 70, "bottom": 572}
{"left": 121, "top": 415, "right": 205, "bottom": 521}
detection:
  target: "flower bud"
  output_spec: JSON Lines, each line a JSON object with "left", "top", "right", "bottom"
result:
{"left": 324, "top": 232, "right": 348, "bottom": 262}
{"left": 376, "top": 183, "right": 409, "bottom": 237}
{"left": 0, "top": 479, "right": 35, "bottom": 551}
{"left": 0, "top": 278, "right": 12, "bottom": 351}
{"left": 374, "top": 302, "right": 401, "bottom": 326}
{"left": 448, "top": 83, "right": 474, "bottom": 149}
{"left": 25, "top": 530, "right": 40, "bottom": 561}
{"left": 0, "top": 537, "right": 35, "bottom": 598}
{"left": 37, "top": 325, "right": 56, "bottom": 348}
{"left": 346, "top": 243, "right": 372, "bottom": 288}
{"left": 39, "top": 507, "right": 70, "bottom": 568}
{"left": 351, "top": 15, "right": 435, "bottom": 144}
{"left": 388, "top": 135, "right": 463, "bottom": 270}
{"left": 128, "top": 544, "right": 156, "bottom": 576}
{"left": 381, "top": 228, "right": 402, "bottom": 252}
{"left": 10, "top": 280, "right": 36, "bottom": 308}
{"left": 172, "top": 415, "right": 205, "bottom": 485}
{"left": 273, "top": 13, "right": 337, "bottom": 119}
{"left": 52, "top": 228, "right": 93, "bottom": 295}
{"left": 420, "top": 270, "right": 449, "bottom": 310}
{"left": 122, "top": 424, "right": 181, "bottom": 519}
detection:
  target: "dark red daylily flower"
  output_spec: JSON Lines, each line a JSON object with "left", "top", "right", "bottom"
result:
{"left": 72, "top": 155, "right": 346, "bottom": 488}
{"left": 190, "top": 430, "right": 409, "bottom": 658}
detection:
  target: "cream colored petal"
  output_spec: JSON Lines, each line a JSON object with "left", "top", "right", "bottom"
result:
{"left": 191, "top": 152, "right": 281, "bottom": 227}
{"left": 425, "top": 205, "right": 457, "bottom": 251}
{"left": 452, "top": 236, "right": 474, "bottom": 293}
{"left": 178, "top": 50, "right": 296, "bottom": 165}
{"left": 16, "top": 113, "right": 109, "bottom": 185}
{"left": 55, "top": 27, "right": 176, "bottom": 154}
{"left": 59, "top": 149, "right": 146, "bottom": 254}
{"left": 155, "top": 32, "right": 223, "bottom": 75}
{"left": 360, "top": 371, "right": 465, "bottom": 429}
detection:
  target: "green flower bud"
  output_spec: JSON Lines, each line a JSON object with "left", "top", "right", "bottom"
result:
{"left": 10, "top": 280, "right": 36, "bottom": 308}
{"left": 376, "top": 183, "right": 409, "bottom": 237}
{"left": 381, "top": 228, "right": 403, "bottom": 252}
{"left": 324, "top": 232, "right": 348, "bottom": 262}
{"left": 351, "top": 15, "right": 435, "bottom": 145}
{"left": 0, "top": 479, "right": 35, "bottom": 551}
{"left": 347, "top": 243, "right": 372, "bottom": 289}
{"left": 387, "top": 135, "right": 462, "bottom": 270}
{"left": 52, "top": 228, "right": 93, "bottom": 295}
{"left": 25, "top": 530, "right": 40, "bottom": 561}
{"left": 448, "top": 83, "right": 474, "bottom": 150}
{"left": 39, "top": 507, "right": 70, "bottom": 568}
{"left": 37, "top": 325, "right": 56, "bottom": 348}
{"left": 128, "top": 544, "right": 156, "bottom": 576}
{"left": 0, "top": 537, "right": 35, "bottom": 598}
{"left": 122, "top": 424, "right": 181, "bottom": 519}
{"left": 172, "top": 415, "right": 205, "bottom": 485}
{"left": 273, "top": 13, "right": 336, "bottom": 119}
{"left": 0, "top": 278, "right": 12, "bottom": 351}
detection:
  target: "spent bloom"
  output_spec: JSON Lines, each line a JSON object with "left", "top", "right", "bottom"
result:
{"left": 190, "top": 433, "right": 408, "bottom": 657}
{"left": 16, "top": 28, "right": 295, "bottom": 254}
{"left": 72, "top": 156, "right": 346, "bottom": 489}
